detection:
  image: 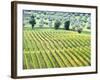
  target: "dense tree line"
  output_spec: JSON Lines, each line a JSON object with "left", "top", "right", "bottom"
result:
{"left": 26, "top": 10, "right": 91, "bottom": 33}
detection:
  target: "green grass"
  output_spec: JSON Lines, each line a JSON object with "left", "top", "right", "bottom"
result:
{"left": 23, "top": 28, "right": 91, "bottom": 69}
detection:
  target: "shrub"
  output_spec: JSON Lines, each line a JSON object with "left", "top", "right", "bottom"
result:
{"left": 87, "top": 26, "right": 91, "bottom": 29}
{"left": 77, "top": 27, "right": 83, "bottom": 33}
{"left": 36, "top": 17, "right": 40, "bottom": 19}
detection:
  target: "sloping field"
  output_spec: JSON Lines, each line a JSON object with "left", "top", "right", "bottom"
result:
{"left": 23, "top": 29, "right": 91, "bottom": 69}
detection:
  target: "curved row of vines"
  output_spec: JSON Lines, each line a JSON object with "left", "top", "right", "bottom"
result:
{"left": 23, "top": 29, "right": 91, "bottom": 69}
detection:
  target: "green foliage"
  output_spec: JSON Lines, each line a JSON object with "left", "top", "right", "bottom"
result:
{"left": 23, "top": 28, "right": 91, "bottom": 69}
{"left": 54, "top": 20, "right": 61, "bottom": 29}
{"left": 24, "top": 10, "right": 91, "bottom": 30}
{"left": 36, "top": 17, "right": 40, "bottom": 20}
{"left": 64, "top": 21, "right": 70, "bottom": 30}
{"left": 87, "top": 26, "right": 91, "bottom": 29}
{"left": 77, "top": 27, "right": 83, "bottom": 33}
{"left": 29, "top": 15, "right": 36, "bottom": 29}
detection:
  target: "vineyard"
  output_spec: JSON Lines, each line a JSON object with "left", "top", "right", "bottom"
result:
{"left": 23, "top": 28, "right": 91, "bottom": 69}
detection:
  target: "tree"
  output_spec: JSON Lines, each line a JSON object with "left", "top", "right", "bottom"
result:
{"left": 64, "top": 21, "right": 70, "bottom": 30}
{"left": 54, "top": 20, "right": 61, "bottom": 29}
{"left": 29, "top": 15, "right": 36, "bottom": 29}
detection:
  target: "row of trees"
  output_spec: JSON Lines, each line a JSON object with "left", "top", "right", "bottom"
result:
{"left": 54, "top": 20, "right": 70, "bottom": 30}
{"left": 54, "top": 20, "right": 82, "bottom": 33}
{"left": 29, "top": 15, "right": 82, "bottom": 33}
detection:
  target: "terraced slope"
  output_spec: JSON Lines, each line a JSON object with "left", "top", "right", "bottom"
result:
{"left": 23, "top": 29, "right": 91, "bottom": 69}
